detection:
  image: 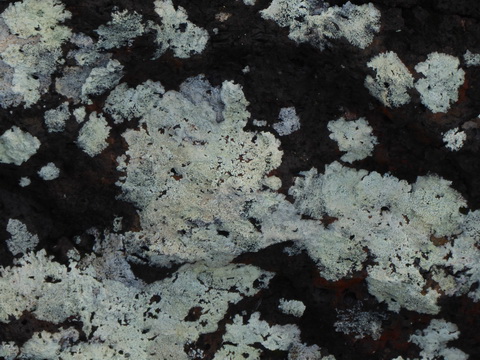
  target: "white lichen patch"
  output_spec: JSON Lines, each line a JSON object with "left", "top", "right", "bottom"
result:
{"left": 76, "top": 112, "right": 111, "bottom": 157}
{"left": 278, "top": 298, "right": 306, "bottom": 317}
{"left": 0, "top": 126, "right": 40, "bottom": 165}
{"left": 443, "top": 127, "right": 466, "bottom": 151}
{"left": 116, "top": 75, "right": 284, "bottom": 266}
{"left": 289, "top": 162, "right": 468, "bottom": 314}
{"left": 415, "top": 53, "right": 465, "bottom": 113}
{"left": 365, "top": 52, "right": 414, "bottom": 107}
{"left": 149, "top": 0, "right": 209, "bottom": 59}
{"left": 464, "top": 50, "right": 480, "bottom": 67}
{"left": 410, "top": 319, "right": 468, "bottom": 360}
{"left": 273, "top": 107, "right": 301, "bottom": 136}
{"left": 0, "top": 247, "right": 273, "bottom": 359}
{"left": 443, "top": 210, "right": 480, "bottom": 302}
{"left": 73, "top": 106, "right": 86, "bottom": 123}
{"left": 19, "top": 177, "right": 31, "bottom": 187}
{"left": 261, "top": 0, "right": 381, "bottom": 51}
{"left": 0, "top": 0, "right": 72, "bottom": 107}
{"left": 104, "top": 80, "right": 165, "bottom": 123}
{"left": 215, "top": 312, "right": 301, "bottom": 359}
{"left": 5, "top": 219, "right": 39, "bottom": 256}
{"left": 327, "top": 117, "right": 377, "bottom": 163}
{"left": 20, "top": 328, "right": 79, "bottom": 360}
{"left": 1, "top": 0, "right": 71, "bottom": 44}
{"left": 38, "top": 162, "right": 60, "bottom": 180}
{"left": 44, "top": 102, "right": 70, "bottom": 132}
{"left": 95, "top": 9, "right": 145, "bottom": 50}
{"left": 0, "top": 342, "right": 19, "bottom": 360}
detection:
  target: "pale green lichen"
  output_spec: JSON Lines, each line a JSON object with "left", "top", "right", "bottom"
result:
{"left": 410, "top": 319, "right": 468, "bottom": 360}
{"left": 327, "top": 117, "right": 377, "bottom": 163}
{"left": 443, "top": 210, "right": 480, "bottom": 302}
{"left": 5, "top": 219, "right": 39, "bottom": 256}
{"left": 149, "top": 0, "right": 209, "bottom": 59}
{"left": 278, "top": 298, "right": 306, "bottom": 317}
{"left": 0, "top": 245, "right": 273, "bottom": 359}
{"left": 0, "top": 342, "right": 19, "bottom": 360}
{"left": 464, "top": 50, "right": 480, "bottom": 67}
{"left": 19, "top": 177, "right": 31, "bottom": 187}
{"left": 44, "top": 102, "right": 70, "bottom": 132}
{"left": 76, "top": 112, "right": 111, "bottom": 157}
{"left": 215, "top": 312, "right": 301, "bottom": 358}
{"left": 104, "top": 80, "right": 165, "bottom": 124}
{"left": 0, "top": 126, "right": 40, "bottom": 165}
{"left": 365, "top": 52, "right": 414, "bottom": 107}
{"left": 72, "top": 106, "right": 86, "bottom": 123}
{"left": 415, "top": 53, "right": 465, "bottom": 113}
{"left": 0, "top": 0, "right": 71, "bottom": 107}
{"left": 290, "top": 162, "right": 467, "bottom": 313}
{"left": 38, "top": 162, "right": 60, "bottom": 180}
{"left": 1, "top": 0, "right": 71, "bottom": 44}
{"left": 95, "top": 9, "right": 145, "bottom": 50}
{"left": 114, "top": 76, "right": 284, "bottom": 266}
{"left": 261, "top": 0, "right": 381, "bottom": 50}
{"left": 20, "top": 328, "right": 79, "bottom": 360}
{"left": 443, "top": 127, "right": 466, "bottom": 151}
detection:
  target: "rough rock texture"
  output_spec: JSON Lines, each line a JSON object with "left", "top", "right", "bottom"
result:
{"left": 1, "top": 0, "right": 480, "bottom": 359}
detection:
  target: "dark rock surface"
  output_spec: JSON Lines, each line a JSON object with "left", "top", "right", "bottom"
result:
{"left": 1, "top": 0, "right": 480, "bottom": 359}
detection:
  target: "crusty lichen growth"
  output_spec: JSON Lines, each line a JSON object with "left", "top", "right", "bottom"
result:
{"left": 6, "top": 219, "right": 39, "bottom": 256}
{"left": 464, "top": 50, "right": 480, "bottom": 67}
{"left": 80, "top": 59, "right": 124, "bottom": 102}
{"left": 104, "top": 80, "right": 165, "bottom": 124}
{"left": 38, "top": 162, "right": 60, "bottom": 180}
{"left": 365, "top": 52, "right": 414, "bottom": 107}
{"left": 290, "top": 162, "right": 469, "bottom": 314}
{"left": 261, "top": 0, "right": 381, "bottom": 50}
{"left": 76, "top": 112, "right": 111, "bottom": 157}
{"left": 215, "top": 312, "right": 301, "bottom": 359}
{"left": 149, "top": 0, "right": 209, "bottom": 59}
{"left": 19, "top": 177, "right": 31, "bottom": 187}
{"left": 0, "top": 0, "right": 71, "bottom": 108}
{"left": 115, "top": 75, "right": 284, "bottom": 266}
{"left": 273, "top": 107, "right": 301, "bottom": 136}
{"left": 0, "top": 126, "right": 40, "bottom": 165}
{"left": 73, "top": 106, "right": 86, "bottom": 123}
{"left": 415, "top": 53, "right": 465, "bottom": 113}
{"left": 443, "top": 127, "right": 466, "bottom": 151}
{"left": 44, "top": 102, "right": 70, "bottom": 132}
{"left": 410, "top": 319, "right": 468, "bottom": 360}
{"left": 278, "top": 298, "right": 306, "bottom": 317}
{"left": 327, "top": 117, "right": 378, "bottom": 163}
{"left": 95, "top": 9, "right": 145, "bottom": 50}
{"left": 0, "top": 241, "right": 274, "bottom": 359}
